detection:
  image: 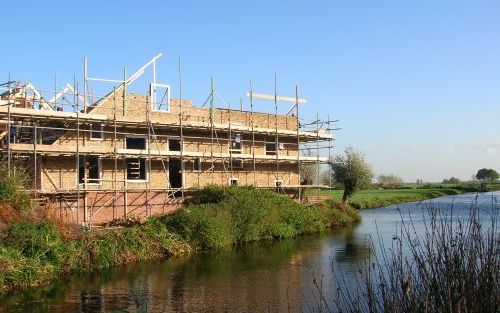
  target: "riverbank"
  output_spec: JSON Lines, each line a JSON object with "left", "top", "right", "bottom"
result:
{"left": 0, "top": 185, "right": 360, "bottom": 295}
{"left": 1, "top": 192, "right": 497, "bottom": 312}
{"left": 307, "top": 187, "right": 465, "bottom": 209}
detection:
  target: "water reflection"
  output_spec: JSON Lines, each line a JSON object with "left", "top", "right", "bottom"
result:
{"left": 0, "top": 192, "right": 497, "bottom": 313}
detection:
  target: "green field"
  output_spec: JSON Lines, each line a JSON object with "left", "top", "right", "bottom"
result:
{"left": 306, "top": 188, "right": 464, "bottom": 209}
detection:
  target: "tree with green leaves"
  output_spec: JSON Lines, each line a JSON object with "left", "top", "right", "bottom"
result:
{"left": 442, "top": 177, "right": 461, "bottom": 184}
{"left": 475, "top": 168, "right": 499, "bottom": 182}
{"left": 331, "top": 147, "right": 374, "bottom": 203}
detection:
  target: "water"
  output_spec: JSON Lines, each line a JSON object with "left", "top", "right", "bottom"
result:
{"left": 1, "top": 192, "right": 497, "bottom": 313}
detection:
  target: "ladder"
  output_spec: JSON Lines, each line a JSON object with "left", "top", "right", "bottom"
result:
{"left": 127, "top": 158, "right": 141, "bottom": 179}
{"left": 17, "top": 122, "right": 33, "bottom": 144}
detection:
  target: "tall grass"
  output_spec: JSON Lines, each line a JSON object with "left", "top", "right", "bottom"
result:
{"left": 0, "top": 219, "right": 190, "bottom": 293}
{"left": 0, "top": 164, "right": 32, "bottom": 218}
{"left": 313, "top": 201, "right": 499, "bottom": 313}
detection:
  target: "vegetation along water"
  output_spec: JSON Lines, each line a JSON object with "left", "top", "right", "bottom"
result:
{"left": 0, "top": 165, "right": 359, "bottom": 295}
{"left": 0, "top": 191, "right": 497, "bottom": 312}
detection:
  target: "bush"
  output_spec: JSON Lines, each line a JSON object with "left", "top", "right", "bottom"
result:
{"left": 5, "top": 222, "right": 65, "bottom": 264}
{"left": 164, "top": 186, "right": 359, "bottom": 250}
{"left": 0, "top": 164, "right": 32, "bottom": 214}
{"left": 164, "top": 203, "right": 234, "bottom": 249}
{"left": 0, "top": 219, "right": 189, "bottom": 293}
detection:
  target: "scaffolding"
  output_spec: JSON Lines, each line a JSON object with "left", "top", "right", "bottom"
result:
{"left": 0, "top": 54, "right": 334, "bottom": 227}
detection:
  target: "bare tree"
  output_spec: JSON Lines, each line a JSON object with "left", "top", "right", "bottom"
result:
{"left": 378, "top": 173, "right": 404, "bottom": 189}
{"left": 300, "top": 149, "right": 317, "bottom": 185}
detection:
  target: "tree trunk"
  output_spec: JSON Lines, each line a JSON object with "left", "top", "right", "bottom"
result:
{"left": 342, "top": 190, "right": 349, "bottom": 204}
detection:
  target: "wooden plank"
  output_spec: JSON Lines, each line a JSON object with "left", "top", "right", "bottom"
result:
{"left": 42, "top": 168, "right": 59, "bottom": 190}
{"left": 246, "top": 92, "right": 307, "bottom": 104}
{"left": 0, "top": 106, "right": 107, "bottom": 120}
{"left": 25, "top": 83, "right": 54, "bottom": 111}
{"left": 0, "top": 107, "right": 332, "bottom": 141}
{"left": 9, "top": 143, "right": 114, "bottom": 154}
{"left": 7, "top": 143, "right": 327, "bottom": 162}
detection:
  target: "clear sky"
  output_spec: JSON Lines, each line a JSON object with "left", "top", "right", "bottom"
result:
{"left": 1, "top": 1, "right": 499, "bottom": 182}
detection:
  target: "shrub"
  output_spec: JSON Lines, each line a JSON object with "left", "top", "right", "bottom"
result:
{"left": 184, "top": 185, "right": 230, "bottom": 205}
{"left": 5, "top": 222, "right": 65, "bottom": 264}
{"left": 103, "top": 215, "right": 143, "bottom": 227}
{"left": 164, "top": 186, "right": 360, "bottom": 250}
{"left": 0, "top": 164, "right": 32, "bottom": 214}
{"left": 0, "top": 218, "right": 189, "bottom": 293}
{"left": 165, "top": 203, "right": 234, "bottom": 249}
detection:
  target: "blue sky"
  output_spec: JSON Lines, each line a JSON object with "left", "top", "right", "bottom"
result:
{"left": 1, "top": 1, "right": 499, "bottom": 182}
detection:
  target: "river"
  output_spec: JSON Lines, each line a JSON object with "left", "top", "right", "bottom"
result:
{"left": 0, "top": 192, "right": 498, "bottom": 313}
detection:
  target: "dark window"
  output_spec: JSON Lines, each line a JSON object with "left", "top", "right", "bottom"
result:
{"left": 78, "top": 158, "right": 84, "bottom": 184}
{"left": 230, "top": 134, "right": 242, "bottom": 153}
{"left": 90, "top": 123, "right": 103, "bottom": 140}
{"left": 193, "top": 158, "right": 201, "bottom": 171}
{"left": 125, "top": 137, "right": 146, "bottom": 149}
{"left": 266, "top": 142, "right": 277, "bottom": 155}
{"left": 168, "top": 158, "right": 183, "bottom": 188}
{"left": 231, "top": 159, "right": 243, "bottom": 169}
{"left": 9, "top": 125, "right": 33, "bottom": 144}
{"left": 126, "top": 158, "right": 147, "bottom": 181}
{"left": 169, "top": 139, "right": 181, "bottom": 151}
{"left": 78, "top": 155, "right": 100, "bottom": 184}
{"left": 275, "top": 180, "right": 283, "bottom": 188}
{"left": 230, "top": 178, "right": 238, "bottom": 186}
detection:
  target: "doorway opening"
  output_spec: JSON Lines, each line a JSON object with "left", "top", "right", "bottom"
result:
{"left": 169, "top": 158, "right": 183, "bottom": 189}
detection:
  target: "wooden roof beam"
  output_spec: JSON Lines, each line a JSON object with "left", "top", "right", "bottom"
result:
{"left": 245, "top": 92, "right": 306, "bottom": 104}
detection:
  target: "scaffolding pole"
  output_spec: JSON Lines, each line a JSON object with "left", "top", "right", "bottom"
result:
{"left": 33, "top": 122, "right": 37, "bottom": 195}
{"left": 75, "top": 77, "right": 81, "bottom": 226}
{"left": 228, "top": 102, "right": 233, "bottom": 182}
{"left": 7, "top": 77, "right": 12, "bottom": 174}
{"left": 296, "top": 85, "right": 301, "bottom": 202}
{"left": 179, "top": 56, "right": 185, "bottom": 199}
{"left": 316, "top": 113, "right": 320, "bottom": 196}
{"left": 146, "top": 82, "right": 152, "bottom": 217}
{"left": 328, "top": 115, "right": 332, "bottom": 198}
{"left": 122, "top": 67, "right": 127, "bottom": 116}
{"left": 250, "top": 79, "right": 256, "bottom": 185}
{"left": 274, "top": 74, "right": 280, "bottom": 189}
{"left": 113, "top": 87, "right": 118, "bottom": 220}
{"left": 83, "top": 57, "right": 87, "bottom": 113}
{"left": 210, "top": 77, "right": 215, "bottom": 184}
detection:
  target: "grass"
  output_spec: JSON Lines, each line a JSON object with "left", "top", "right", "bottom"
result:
{"left": 307, "top": 188, "right": 464, "bottom": 209}
{"left": 0, "top": 165, "right": 32, "bottom": 220}
{"left": 0, "top": 178, "right": 359, "bottom": 294}
{"left": 0, "top": 219, "right": 190, "bottom": 294}
{"left": 313, "top": 199, "right": 499, "bottom": 313}
{"left": 483, "top": 183, "right": 500, "bottom": 191}
{"left": 405, "top": 182, "right": 500, "bottom": 191}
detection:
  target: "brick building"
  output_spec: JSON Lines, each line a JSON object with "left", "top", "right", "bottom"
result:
{"left": 0, "top": 55, "right": 332, "bottom": 226}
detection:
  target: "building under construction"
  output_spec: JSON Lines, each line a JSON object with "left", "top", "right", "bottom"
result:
{"left": 0, "top": 54, "right": 334, "bottom": 226}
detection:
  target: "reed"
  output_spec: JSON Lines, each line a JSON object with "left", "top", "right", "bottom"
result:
{"left": 312, "top": 200, "right": 499, "bottom": 313}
